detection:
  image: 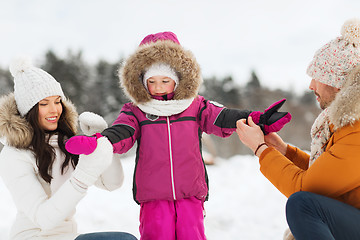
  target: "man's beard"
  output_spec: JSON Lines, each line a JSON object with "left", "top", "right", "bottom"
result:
{"left": 315, "top": 92, "right": 332, "bottom": 110}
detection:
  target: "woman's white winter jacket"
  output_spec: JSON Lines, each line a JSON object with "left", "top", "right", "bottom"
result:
{"left": 0, "top": 94, "right": 124, "bottom": 240}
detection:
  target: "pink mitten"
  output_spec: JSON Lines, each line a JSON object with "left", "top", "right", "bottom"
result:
{"left": 249, "top": 99, "right": 292, "bottom": 134}
{"left": 65, "top": 133, "right": 103, "bottom": 155}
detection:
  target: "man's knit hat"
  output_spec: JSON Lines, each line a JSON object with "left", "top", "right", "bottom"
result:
{"left": 143, "top": 62, "right": 179, "bottom": 92}
{"left": 307, "top": 18, "right": 360, "bottom": 89}
{"left": 9, "top": 57, "right": 65, "bottom": 116}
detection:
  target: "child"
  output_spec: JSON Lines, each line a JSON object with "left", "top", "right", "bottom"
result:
{"left": 66, "top": 31, "right": 291, "bottom": 240}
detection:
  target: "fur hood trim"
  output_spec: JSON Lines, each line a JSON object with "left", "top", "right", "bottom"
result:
{"left": 0, "top": 93, "right": 78, "bottom": 149}
{"left": 119, "top": 40, "right": 202, "bottom": 104}
{"left": 328, "top": 65, "right": 360, "bottom": 130}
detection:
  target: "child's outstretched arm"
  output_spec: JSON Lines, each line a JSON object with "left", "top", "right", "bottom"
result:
{"left": 201, "top": 98, "right": 291, "bottom": 136}
{"left": 66, "top": 105, "right": 139, "bottom": 155}
{"left": 66, "top": 123, "right": 136, "bottom": 156}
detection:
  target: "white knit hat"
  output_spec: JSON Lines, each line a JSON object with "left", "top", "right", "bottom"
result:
{"left": 143, "top": 62, "right": 179, "bottom": 92}
{"left": 9, "top": 57, "right": 65, "bottom": 116}
{"left": 307, "top": 18, "right": 360, "bottom": 89}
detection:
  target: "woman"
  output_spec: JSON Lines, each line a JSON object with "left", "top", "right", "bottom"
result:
{"left": 0, "top": 57, "right": 137, "bottom": 240}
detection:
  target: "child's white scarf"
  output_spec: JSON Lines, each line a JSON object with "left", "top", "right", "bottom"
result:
{"left": 137, "top": 98, "right": 195, "bottom": 116}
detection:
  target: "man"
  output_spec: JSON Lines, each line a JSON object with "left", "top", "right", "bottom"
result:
{"left": 236, "top": 18, "right": 360, "bottom": 240}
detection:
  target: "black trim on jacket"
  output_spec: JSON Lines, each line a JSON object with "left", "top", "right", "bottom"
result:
{"left": 214, "top": 108, "right": 251, "bottom": 128}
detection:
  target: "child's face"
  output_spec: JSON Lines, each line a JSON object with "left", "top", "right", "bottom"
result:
{"left": 147, "top": 76, "right": 176, "bottom": 96}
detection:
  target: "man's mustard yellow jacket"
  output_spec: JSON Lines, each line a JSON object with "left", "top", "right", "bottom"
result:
{"left": 259, "top": 65, "right": 360, "bottom": 208}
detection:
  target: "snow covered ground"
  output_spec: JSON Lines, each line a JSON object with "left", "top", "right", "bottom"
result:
{"left": 0, "top": 154, "right": 288, "bottom": 240}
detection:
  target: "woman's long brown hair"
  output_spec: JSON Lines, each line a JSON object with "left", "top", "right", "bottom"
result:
{"left": 26, "top": 101, "right": 79, "bottom": 183}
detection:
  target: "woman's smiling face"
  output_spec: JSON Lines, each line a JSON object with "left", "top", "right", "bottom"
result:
{"left": 37, "top": 95, "right": 63, "bottom": 131}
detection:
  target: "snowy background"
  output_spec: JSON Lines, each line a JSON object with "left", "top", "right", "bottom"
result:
{"left": 0, "top": 153, "right": 288, "bottom": 240}
{"left": 1, "top": 0, "right": 360, "bottom": 94}
{"left": 1, "top": 0, "right": 357, "bottom": 239}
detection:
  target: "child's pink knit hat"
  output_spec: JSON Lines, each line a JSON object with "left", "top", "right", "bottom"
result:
{"left": 307, "top": 18, "right": 360, "bottom": 89}
{"left": 139, "top": 31, "right": 180, "bottom": 46}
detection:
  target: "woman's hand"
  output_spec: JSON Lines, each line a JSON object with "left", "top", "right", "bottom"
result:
{"left": 71, "top": 137, "right": 113, "bottom": 188}
{"left": 264, "top": 132, "right": 288, "bottom": 155}
{"left": 236, "top": 116, "right": 267, "bottom": 156}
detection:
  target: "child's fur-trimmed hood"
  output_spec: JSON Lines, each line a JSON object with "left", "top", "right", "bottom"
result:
{"left": 119, "top": 40, "right": 202, "bottom": 104}
{"left": 0, "top": 93, "right": 78, "bottom": 149}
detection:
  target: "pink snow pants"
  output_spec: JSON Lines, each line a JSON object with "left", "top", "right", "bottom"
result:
{"left": 139, "top": 196, "right": 206, "bottom": 240}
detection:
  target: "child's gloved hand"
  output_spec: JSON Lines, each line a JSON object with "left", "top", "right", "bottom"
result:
{"left": 65, "top": 133, "right": 104, "bottom": 155}
{"left": 66, "top": 111, "right": 110, "bottom": 155}
{"left": 249, "top": 99, "right": 292, "bottom": 135}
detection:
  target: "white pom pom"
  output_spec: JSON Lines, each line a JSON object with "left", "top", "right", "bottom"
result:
{"left": 341, "top": 18, "right": 360, "bottom": 46}
{"left": 9, "top": 56, "right": 33, "bottom": 78}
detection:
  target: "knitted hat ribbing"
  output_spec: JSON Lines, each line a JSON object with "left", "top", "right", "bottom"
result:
{"left": 9, "top": 57, "right": 65, "bottom": 116}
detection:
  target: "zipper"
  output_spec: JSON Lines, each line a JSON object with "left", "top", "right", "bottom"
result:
{"left": 167, "top": 117, "right": 176, "bottom": 200}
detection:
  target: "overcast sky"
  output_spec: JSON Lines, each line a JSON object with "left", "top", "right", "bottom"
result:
{"left": 1, "top": 0, "right": 360, "bottom": 94}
